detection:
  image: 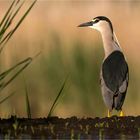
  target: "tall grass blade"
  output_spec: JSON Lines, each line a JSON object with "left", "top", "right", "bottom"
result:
{"left": 0, "top": 0, "right": 22, "bottom": 39}
{"left": 0, "top": 92, "right": 15, "bottom": 104}
{"left": 25, "top": 87, "right": 31, "bottom": 119}
{"left": 0, "top": 14, "right": 12, "bottom": 37}
{"left": 0, "top": 58, "right": 32, "bottom": 92}
{"left": 2, "top": 0, "right": 25, "bottom": 34}
{"left": 15, "top": 0, "right": 20, "bottom": 5}
{"left": 23, "top": 76, "right": 31, "bottom": 119}
{"left": 47, "top": 75, "right": 69, "bottom": 118}
{"left": 2, "top": 1, "right": 25, "bottom": 32}
{"left": 0, "top": 0, "right": 37, "bottom": 106}
{"left": 0, "top": 0, "right": 37, "bottom": 49}
{"left": 0, "top": 0, "right": 37, "bottom": 53}
{"left": 0, "top": 50, "right": 40, "bottom": 89}
{"left": 0, "top": 0, "right": 16, "bottom": 28}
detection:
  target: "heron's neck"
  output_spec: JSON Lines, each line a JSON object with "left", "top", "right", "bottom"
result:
{"left": 101, "top": 30, "right": 121, "bottom": 58}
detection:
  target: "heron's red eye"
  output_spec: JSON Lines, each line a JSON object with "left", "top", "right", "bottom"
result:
{"left": 93, "top": 18, "right": 100, "bottom": 24}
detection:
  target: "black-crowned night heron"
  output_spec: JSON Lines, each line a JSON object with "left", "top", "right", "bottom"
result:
{"left": 78, "top": 16, "right": 129, "bottom": 117}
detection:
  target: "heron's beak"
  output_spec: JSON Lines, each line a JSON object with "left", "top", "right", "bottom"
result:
{"left": 78, "top": 21, "right": 93, "bottom": 27}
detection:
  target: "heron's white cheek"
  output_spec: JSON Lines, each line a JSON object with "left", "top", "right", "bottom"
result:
{"left": 89, "top": 26, "right": 99, "bottom": 31}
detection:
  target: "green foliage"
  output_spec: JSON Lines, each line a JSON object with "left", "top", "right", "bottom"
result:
{"left": 0, "top": 92, "right": 15, "bottom": 104}
{"left": 47, "top": 76, "right": 68, "bottom": 118}
{"left": 0, "top": 0, "right": 37, "bottom": 51}
{"left": 0, "top": 0, "right": 37, "bottom": 105}
{"left": 23, "top": 77, "right": 31, "bottom": 119}
{"left": 41, "top": 33, "right": 105, "bottom": 116}
{"left": 0, "top": 58, "right": 32, "bottom": 92}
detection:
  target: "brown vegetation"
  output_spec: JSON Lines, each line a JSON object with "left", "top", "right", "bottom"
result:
{"left": 0, "top": 116, "right": 140, "bottom": 139}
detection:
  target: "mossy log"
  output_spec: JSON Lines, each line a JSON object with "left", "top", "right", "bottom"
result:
{"left": 0, "top": 116, "right": 140, "bottom": 139}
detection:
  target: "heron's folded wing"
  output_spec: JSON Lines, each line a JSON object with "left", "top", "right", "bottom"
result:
{"left": 102, "top": 51, "right": 128, "bottom": 93}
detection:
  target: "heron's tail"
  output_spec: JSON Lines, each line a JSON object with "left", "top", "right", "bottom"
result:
{"left": 113, "top": 92, "right": 126, "bottom": 111}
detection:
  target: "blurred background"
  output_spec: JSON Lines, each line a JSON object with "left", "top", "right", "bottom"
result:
{"left": 0, "top": 0, "right": 139, "bottom": 118}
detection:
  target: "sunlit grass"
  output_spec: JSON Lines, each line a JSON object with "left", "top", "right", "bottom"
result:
{"left": 0, "top": 0, "right": 36, "bottom": 110}
{"left": 23, "top": 76, "right": 31, "bottom": 119}
{"left": 47, "top": 75, "right": 69, "bottom": 118}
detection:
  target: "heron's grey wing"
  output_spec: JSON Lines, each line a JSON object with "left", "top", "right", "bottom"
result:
{"left": 100, "top": 73, "right": 114, "bottom": 110}
{"left": 102, "top": 51, "right": 128, "bottom": 94}
{"left": 114, "top": 72, "right": 129, "bottom": 110}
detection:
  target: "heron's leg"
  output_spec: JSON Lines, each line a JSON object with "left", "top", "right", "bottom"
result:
{"left": 120, "top": 110, "right": 124, "bottom": 117}
{"left": 107, "top": 110, "right": 111, "bottom": 117}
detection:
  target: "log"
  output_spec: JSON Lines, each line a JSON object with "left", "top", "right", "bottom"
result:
{"left": 0, "top": 115, "right": 140, "bottom": 139}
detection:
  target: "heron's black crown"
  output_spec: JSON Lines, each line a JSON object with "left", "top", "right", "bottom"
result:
{"left": 93, "top": 16, "right": 113, "bottom": 33}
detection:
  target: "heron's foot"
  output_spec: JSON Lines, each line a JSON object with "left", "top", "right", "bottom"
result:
{"left": 120, "top": 110, "right": 124, "bottom": 117}
{"left": 107, "top": 110, "right": 111, "bottom": 117}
